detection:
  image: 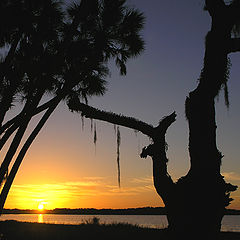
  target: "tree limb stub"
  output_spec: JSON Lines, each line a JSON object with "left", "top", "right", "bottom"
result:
{"left": 227, "top": 38, "right": 240, "bottom": 53}
{"left": 141, "top": 112, "right": 176, "bottom": 160}
{"left": 141, "top": 112, "right": 176, "bottom": 205}
{"left": 229, "top": 0, "right": 240, "bottom": 23}
{"left": 154, "top": 112, "right": 177, "bottom": 139}
{"left": 205, "top": 0, "right": 226, "bottom": 17}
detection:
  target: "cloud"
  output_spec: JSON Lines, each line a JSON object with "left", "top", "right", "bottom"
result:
{"left": 10, "top": 180, "right": 103, "bottom": 202}
{"left": 102, "top": 176, "right": 154, "bottom": 196}
{"left": 130, "top": 177, "right": 152, "bottom": 184}
{"left": 222, "top": 172, "right": 240, "bottom": 181}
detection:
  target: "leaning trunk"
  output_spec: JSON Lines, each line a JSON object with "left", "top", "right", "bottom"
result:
{"left": 0, "top": 97, "right": 61, "bottom": 212}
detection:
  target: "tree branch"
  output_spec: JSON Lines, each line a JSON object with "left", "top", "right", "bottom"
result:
{"left": 0, "top": 123, "right": 19, "bottom": 151}
{"left": 68, "top": 98, "right": 177, "bottom": 204}
{"left": 227, "top": 38, "right": 240, "bottom": 53}
{"left": 68, "top": 99, "right": 155, "bottom": 138}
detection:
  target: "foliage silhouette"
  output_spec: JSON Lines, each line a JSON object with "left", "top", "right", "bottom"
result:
{"left": 0, "top": 0, "right": 144, "bottom": 213}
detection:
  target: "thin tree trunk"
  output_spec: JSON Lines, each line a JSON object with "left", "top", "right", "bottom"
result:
{"left": 0, "top": 94, "right": 62, "bottom": 136}
{"left": 0, "top": 119, "right": 30, "bottom": 185}
{"left": 0, "top": 123, "right": 19, "bottom": 151}
{"left": 0, "top": 90, "right": 44, "bottom": 185}
{"left": 0, "top": 97, "right": 61, "bottom": 212}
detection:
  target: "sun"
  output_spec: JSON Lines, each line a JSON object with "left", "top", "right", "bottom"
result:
{"left": 38, "top": 203, "right": 44, "bottom": 211}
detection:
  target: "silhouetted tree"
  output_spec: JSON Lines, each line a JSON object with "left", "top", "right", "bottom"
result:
{"left": 68, "top": 0, "right": 240, "bottom": 239}
{"left": 0, "top": 0, "right": 144, "bottom": 212}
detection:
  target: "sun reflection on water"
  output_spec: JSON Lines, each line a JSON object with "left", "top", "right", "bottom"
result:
{"left": 38, "top": 214, "right": 43, "bottom": 223}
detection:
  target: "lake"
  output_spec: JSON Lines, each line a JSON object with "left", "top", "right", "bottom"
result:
{"left": 0, "top": 214, "right": 239, "bottom": 232}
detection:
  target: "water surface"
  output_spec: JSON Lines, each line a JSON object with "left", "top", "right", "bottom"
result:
{"left": 0, "top": 214, "right": 239, "bottom": 232}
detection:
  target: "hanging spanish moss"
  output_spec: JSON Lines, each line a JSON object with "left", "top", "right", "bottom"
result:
{"left": 94, "top": 121, "right": 97, "bottom": 154}
{"left": 81, "top": 115, "right": 85, "bottom": 131}
{"left": 117, "top": 126, "right": 121, "bottom": 187}
{"left": 138, "top": 137, "right": 141, "bottom": 155}
{"left": 222, "top": 57, "right": 231, "bottom": 108}
{"left": 90, "top": 118, "right": 93, "bottom": 133}
{"left": 133, "top": 129, "right": 141, "bottom": 154}
{"left": 134, "top": 129, "right": 138, "bottom": 137}
{"left": 223, "top": 82, "right": 230, "bottom": 108}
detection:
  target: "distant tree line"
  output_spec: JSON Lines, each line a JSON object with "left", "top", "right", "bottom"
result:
{"left": 2, "top": 207, "right": 240, "bottom": 215}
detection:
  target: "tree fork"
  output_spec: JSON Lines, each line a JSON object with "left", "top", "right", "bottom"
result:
{"left": 68, "top": 99, "right": 176, "bottom": 206}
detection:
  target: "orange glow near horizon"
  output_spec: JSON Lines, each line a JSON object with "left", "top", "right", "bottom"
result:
{"left": 5, "top": 183, "right": 73, "bottom": 210}
{"left": 4, "top": 176, "right": 168, "bottom": 210}
{"left": 4, "top": 177, "right": 239, "bottom": 210}
{"left": 3, "top": 164, "right": 240, "bottom": 210}
{"left": 1, "top": 115, "right": 239, "bottom": 210}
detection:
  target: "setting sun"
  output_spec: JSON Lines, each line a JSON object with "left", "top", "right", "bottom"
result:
{"left": 38, "top": 203, "right": 44, "bottom": 211}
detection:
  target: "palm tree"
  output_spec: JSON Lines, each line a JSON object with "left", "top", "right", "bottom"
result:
{"left": 0, "top": 0, "right": 145, "bottom": 213}
{"left": 0, "top": 0, "right": 63, "bottom": 186}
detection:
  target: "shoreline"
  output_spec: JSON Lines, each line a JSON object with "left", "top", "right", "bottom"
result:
{"left": 0, "top": 219, "right": 239, "bottom": 240}
{"left": 2, "top": 207, "right": 240, "bottom": 215}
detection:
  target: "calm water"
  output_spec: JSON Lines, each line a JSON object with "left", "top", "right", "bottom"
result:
{"left": 0, "top": 214, "right": 239, "bottom": 232}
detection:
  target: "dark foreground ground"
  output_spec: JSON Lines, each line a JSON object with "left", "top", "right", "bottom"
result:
{"left": 0, "top": 220, "right": 239, "bottom": 240}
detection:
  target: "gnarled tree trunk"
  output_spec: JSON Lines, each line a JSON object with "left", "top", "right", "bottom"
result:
{"left": 146, "top": 1, "right": 239, "bottom": 238}
{"left": 68, "top": 1, "right": 240, "bottom": 238}
{"left": 70, "top": 95, "right": 236, "bottom": 239}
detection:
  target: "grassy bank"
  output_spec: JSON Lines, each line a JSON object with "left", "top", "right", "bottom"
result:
{"left": 0, "top": 220, "right": 239, "bottom": 240}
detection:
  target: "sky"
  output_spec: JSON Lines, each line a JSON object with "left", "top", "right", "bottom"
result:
{"left": 2, "top": 0, "right": 240, "bottom": 210}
